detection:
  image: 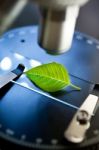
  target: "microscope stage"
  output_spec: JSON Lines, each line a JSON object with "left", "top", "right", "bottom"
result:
{"left": 0, "top": 26, "right": 99, "bottom": 150}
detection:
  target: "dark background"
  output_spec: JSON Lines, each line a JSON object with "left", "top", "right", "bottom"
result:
{"left": 9, "top": 0, "right": 99, "bottom": 39}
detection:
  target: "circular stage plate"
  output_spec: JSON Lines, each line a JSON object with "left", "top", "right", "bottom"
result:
{"left": 0, "top": 26, "right": 99, "bottom": 150}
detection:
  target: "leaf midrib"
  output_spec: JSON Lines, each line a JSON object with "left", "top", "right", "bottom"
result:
{"left": 26, "top": 72, "right": 69, "bottom": 85}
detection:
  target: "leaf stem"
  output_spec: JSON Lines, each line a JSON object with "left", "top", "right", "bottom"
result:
{"left": 70, "top": 83, "right": 81, "bottom": 91}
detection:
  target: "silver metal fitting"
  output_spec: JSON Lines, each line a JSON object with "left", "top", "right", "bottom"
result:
{"left": 38, "top": 6, "right": 79, "bottom": 54}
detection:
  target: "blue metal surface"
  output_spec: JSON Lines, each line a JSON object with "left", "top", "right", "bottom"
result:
{"left": 0, "top": 26, "right": 99, "bottom": 149}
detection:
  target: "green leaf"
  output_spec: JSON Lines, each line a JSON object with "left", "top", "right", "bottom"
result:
{"left": 25, "top": 62, "right": 81, "bottom": 92}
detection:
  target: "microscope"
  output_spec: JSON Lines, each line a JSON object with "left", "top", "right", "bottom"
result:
{"left": 1, "top": 0, "right": 99, "bottom": 149}
{"left": 32, "top": 0, "right": 90, "bottom": 54}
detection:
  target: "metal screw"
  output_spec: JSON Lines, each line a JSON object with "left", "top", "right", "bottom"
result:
{"left": 77, "top": 110, "right": 90, "bottom": 125}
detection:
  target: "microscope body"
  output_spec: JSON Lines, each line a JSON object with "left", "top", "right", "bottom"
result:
{"left": 32, "top": 0, "right": 90, "bottom": 54}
